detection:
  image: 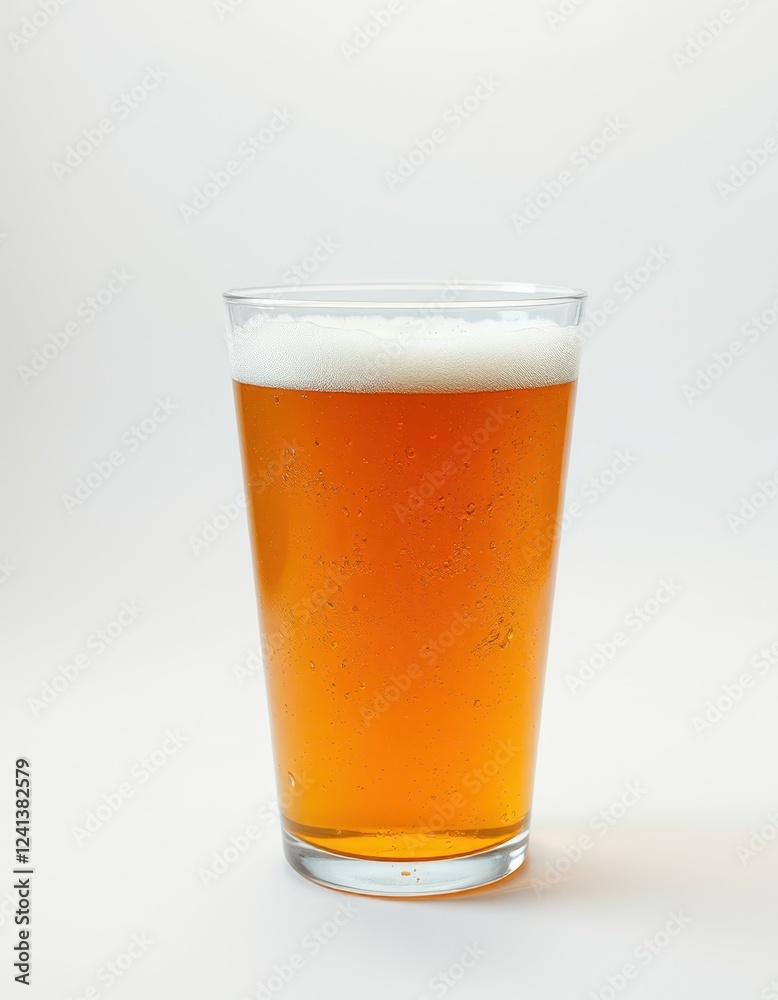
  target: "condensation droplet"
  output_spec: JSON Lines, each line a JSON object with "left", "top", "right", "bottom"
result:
{"left": 490, "top": 540, "right": 497, "bottom": 550}
{"left": 358, "top": 680, "right": 366, "bottom": 690}
{"left": 288, "top": 772, "right": 296, "bottom": 787}
{"left": 475, "top": 600, "right": 484, "bottom": 610}
{"left": 474, "top": 700, "right": 482, "bottom": 708}
{"left": 405, "top": 446, "right": 416, "bottom": 459}
{"left": 465, "top": 502, "right": 475, "bottom": 516}
{"left": 273, "top": 395, "right": 280, "bottom": 405}
{"left": 331, "top": 640, "right": 338, "bottom": 649}
{"left": 310, "top": 661, "right": 315, "bottom": 670}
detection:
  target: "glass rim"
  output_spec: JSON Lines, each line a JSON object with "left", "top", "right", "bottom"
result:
{"left": 222, "top": 281, "right": 588, "bottom": 311}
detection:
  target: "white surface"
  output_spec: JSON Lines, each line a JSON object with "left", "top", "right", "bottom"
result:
{"left": 227, "top": 314, "right": 582, "bottom": 391}
{"left": 2, "top": 0, "right": 778, "bottom": 996}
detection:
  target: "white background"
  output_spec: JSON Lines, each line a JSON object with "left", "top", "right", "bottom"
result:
{"left": 2, "top": 0, "right": 778, "bottom": 997}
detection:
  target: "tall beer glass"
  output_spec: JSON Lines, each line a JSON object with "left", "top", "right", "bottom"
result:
{"left": 223, "top": 282, "right": 587, "bottom": 895}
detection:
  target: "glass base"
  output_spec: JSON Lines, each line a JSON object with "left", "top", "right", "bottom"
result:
{"left": 282, "top": 828, "right": 529, "bottom": 897}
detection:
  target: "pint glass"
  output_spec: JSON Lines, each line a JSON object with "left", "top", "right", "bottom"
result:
{"left": 223, "top": 282, "right": 587, "bottom": 895}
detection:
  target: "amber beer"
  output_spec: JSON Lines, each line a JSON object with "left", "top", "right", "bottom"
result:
{"left": 225, "top": 283, "right": 586, "bottom": 894}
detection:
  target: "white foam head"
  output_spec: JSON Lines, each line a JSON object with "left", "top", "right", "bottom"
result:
{"left": 228, "top": 313, "right": 581, "bottom": 393}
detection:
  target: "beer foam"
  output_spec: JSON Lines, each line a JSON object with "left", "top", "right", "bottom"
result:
{"left": 228, "top": 314, "right": 581, "bottom": 393}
